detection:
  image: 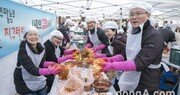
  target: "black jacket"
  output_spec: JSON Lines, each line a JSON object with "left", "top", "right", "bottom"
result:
{"left": 134, "top": 20, "right": 164, "bottom": 91}
{"left": 44, "top": 39, "right": 65, "bottom": 92}
{"left": 44, "top": 39, "right": 65, "bottom": 63}
{"left": 87, "top": 27, "right": 109, "bottom": 46}
{"left": 158, "top": 28, "right": 176, "bottom": 46}
{"left": 105, "top": 33, "right": 127, "bottom": 59}
{"left": 13, "top": 41, "right": 45, "bottom": 94}
{"left": 58, "top": 25, "right": 70, "bottom": 46}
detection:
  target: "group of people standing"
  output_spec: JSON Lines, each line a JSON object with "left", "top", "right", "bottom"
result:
{"left": 13, "top": 2, "right": 173, "bottom": 95}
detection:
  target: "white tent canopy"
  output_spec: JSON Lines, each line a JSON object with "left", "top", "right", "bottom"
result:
{"left": 11, "top": 0, "right": 180, "bottom": 21}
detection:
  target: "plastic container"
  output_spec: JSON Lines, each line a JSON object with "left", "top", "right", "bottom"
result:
{"left": 169, "top": 48, "right": 180, "bottom": 66}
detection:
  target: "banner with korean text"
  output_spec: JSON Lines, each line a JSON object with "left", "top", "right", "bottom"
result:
{"left": 0, "top": 0, "right": 56, "bottom": 58}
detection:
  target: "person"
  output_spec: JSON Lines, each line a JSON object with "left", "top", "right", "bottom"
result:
{"left": 103, "top": 2, "right": 164, "bottom": 95}
{"left": 102, "top": 21, "right": 126, "bottom": 58}
{"left": 58, "top": 18, "right": 74, "bottom": 48}
{"left": 79, "top": 21, "right": 88, "bottom": 33}
{"left": 102, "top": 21, "right": 127, "bottom": 91}
{"left": 13, "top": 26, "right": 61, "bottom": 95}
{"left": 158, "top": 23, "right": 176, "bottom": 47}
{"left": 84, "top": 17, "right": 109, "bottom": 53}
{"left": 154, "top": 22, "right": 159, "bottom": 29}
{"left": 117, "top": 28, "right": 125, "bottom": 35}
{"left": 43, "top": 29, "right": 65, "bottom": 93}
{"left": 175, "top": 25, "right": 180, "bottom": 46}
{"left": 122, "top": 25, "right": 128, "bottom": 35}
{"left": 44, "top": 30, "right": 65, "bottom": 62}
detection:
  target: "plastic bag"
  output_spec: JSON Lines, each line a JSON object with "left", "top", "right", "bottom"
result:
{"left": 69, "top": 67, "right": 94, "bottom": 84}
{"left": 59, "top": 75, "right": 84, "bottom": 95}
{"left": 69, "top": 67, "right": 94, "bottom": 91}
{"left": 118, "top": 71, "right": 141, "bottom": 91}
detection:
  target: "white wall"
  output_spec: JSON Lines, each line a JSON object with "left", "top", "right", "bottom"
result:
{"left": 0, "top": 33, "right": 50, "bottom": 95}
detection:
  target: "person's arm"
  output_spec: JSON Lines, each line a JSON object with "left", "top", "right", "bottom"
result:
{"left": 113, "top": 40, "right": 124, "bottom": 52}
{"left": 105, "top": 49, "right": 113, "bottom": 57}
{"left": 113, "top": 35, "right": 127, "bottom": 59}
{"left": 85, "top": 35, "right": 93, "bottom": 48}
{"left": 169, "top": 31, "right": 177, "bottom": 46}
{"left": 18, "top": 47, "right": 60, "bottom": 75}
{"left": 60, "top": 47, "right": 65, "bottom": 56}
{"left": 103, "top": 60, "right": 136, "bottom": 72}
{"left": 103, "top": 32, "right": 164, "bottom": 72}
{"left": 65, "top": 42, "right": 71, "bottom": 49}
{"left": 44, "top": 42, "right": 58, "bottom": 63}
{"left": 39, "top": 53, "right": 47, "bottom": 68}
{"left": 97, "top": 28, "right": 109, "bottom": 46}
{"left": 105, "top": 54, "right": 124, "bottom": 62}
{"left": 58, "top": 26, "right": 70, "bottom": 43}
{"left": 134, "top": 32, "right": 164, "bottom": 71}
{"left": 169, "top": 30, "right": 176, "bottom": 42}
{"left": 57, "top": 55, "right": 74, "bottom": 63}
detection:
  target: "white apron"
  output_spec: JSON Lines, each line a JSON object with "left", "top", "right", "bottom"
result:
{"left": 107, "top": 39, "right": 114, "bottom": 55}
{"left": 55, "top": 46, "right": 61, "bottom": 58}
{"left": 88, "top": 27, "right": 102, "bottom": 53}
{"left": 118, "top": 23, "right": 170, "bottom": 91}
{"left": 20, "top": 44, "right": 46, "bottom": 91}
{"left": 50, "top": 39, "right": 61, "bottom": 58}
{"left": 118, "top": 24, "right": 143, "bottom": 91}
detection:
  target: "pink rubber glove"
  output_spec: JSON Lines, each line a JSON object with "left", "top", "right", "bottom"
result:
{"left": 64, "top": 49, "right": 77, "bottom": 55}
{"left": 95, "top": 53, "right": 107, "bottom": 58}
{"left": 57, "top": 55, "right": 74, "bottom": 63}
{"left": 93, "top": 44, "right": 106, "bottom": 52}
{"left": 84, "top": 43, "right": 92, "bottom": 48}
{"left": 105, "top": 54, "right": 124, "bottom": 62}
{"left": 39, "top": 67, "right": 61, "bottom": 75}
{"left": 103, "top": 60, "right": 136, "bottom": 72}
{"left": 43, "top": 61, "right": 54, "bottom": 68}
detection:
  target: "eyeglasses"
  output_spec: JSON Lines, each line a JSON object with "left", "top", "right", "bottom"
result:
{"left": 129, "top": 12, "right": 148, "bottom": 18}
{"left": 53, "top": 36, "right": 63, "bottom": 41}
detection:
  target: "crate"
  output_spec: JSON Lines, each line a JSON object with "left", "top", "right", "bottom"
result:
{"left": 169, "top": 48, "right": 180, "bottom": 66}
{"left": 160, "top": 71, "right": 178, "bottom": 91}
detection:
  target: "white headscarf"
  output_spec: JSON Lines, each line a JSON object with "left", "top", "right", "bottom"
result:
{"left": 50, "top": 30, "right": 64, "bottom": 39}
{"left": 130, "top": 2, "right": 155, "bottom": 26}
{"left": 85, "top": 17, "right": 97, "bottom": 23}
{"left": 22, "top": 26, "right": 39, "bottom": 41}
{"left": 23, "top": 26, "right": 38, "bottom": 36}
{"left": 64, "top": 18, "right": 74, "bottom": 26}
{"left": 80, "top": 22, "right": 87, "bottom": 28}
{"left": 102, "top": 21, "right": 118, "bottom": 30}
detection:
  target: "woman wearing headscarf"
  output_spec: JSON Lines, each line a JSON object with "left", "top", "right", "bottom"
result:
{"left": 84, "top": 17, "right": 109, "bottom": 53}
{"left": 102, "top": 21, "right": 127, "bottom": 91}
{"left": 44, "top": 30, "right": 65, "bottom": 63}
{"left": 58, "top": 18, "right": 75, "bottom": 48}
{"left": 43, "top": 29, "right": 65, "bottom": 93}
{"left": 102, "top": 21, "right": 126, "bottom": 58}
{"left": 103, "top": 2, "right": 165, "bottom": 94}
{"left": 13, "top": 26, "right": 61, "bottom": 95}
{"left": 175, "top": 25, "right": 180, "bottom": 46}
